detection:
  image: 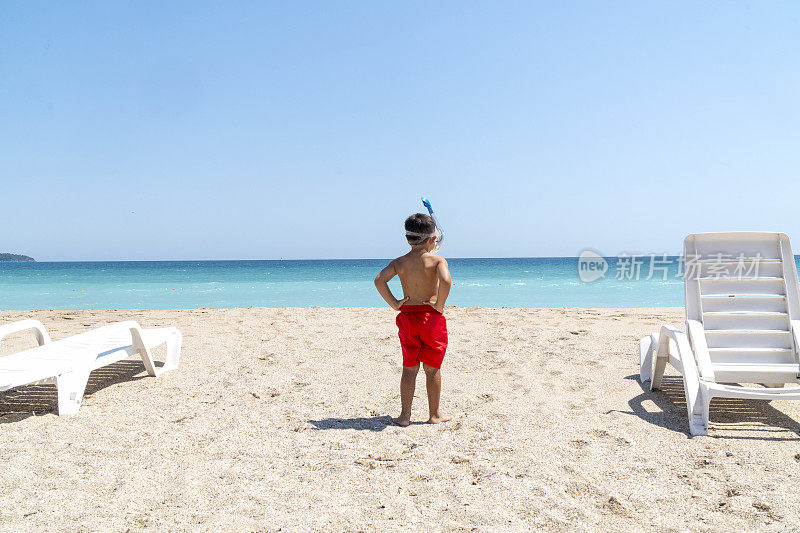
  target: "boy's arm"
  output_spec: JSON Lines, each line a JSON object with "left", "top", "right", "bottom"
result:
{"left": 425, "top": 258, "right": 451, "bottom": 313}
{"left": 374, "top": 261, "right": 409, "bottom": 310}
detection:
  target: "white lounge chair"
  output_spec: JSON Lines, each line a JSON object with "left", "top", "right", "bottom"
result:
{"left": 639, "top": 232, "right": 800, "bottom": 436}
{"left": 0, "top": 320, "right": 182, "bottom": 415}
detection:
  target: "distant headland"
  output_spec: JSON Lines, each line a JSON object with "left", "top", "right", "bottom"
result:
{"left": 0, "top": 253, "right": 35, "bottom": 262}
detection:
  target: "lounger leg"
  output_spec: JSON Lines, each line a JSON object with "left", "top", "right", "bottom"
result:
{"left": 639, "top": 333, "right": 657, "bottom": 383}
{"left": 162, "top": 330, "right": 182, "bottom": 372}
{"left": 129, "top": 327, "right": 159, "bottom": 377}
{"left": 687, "top": 385, "right": 711, "bottom": 437}
{"left": 651, "top": 334, "right": 671, "bottom": 391}
{"left": 56, "top": 370, "right": 91, "bottom": 415}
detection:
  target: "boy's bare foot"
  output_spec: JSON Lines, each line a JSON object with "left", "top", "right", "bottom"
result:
{"left": 392, "top": 416, "right": 411, "bottom": 427}
{"left": 427, "top": 414, "right": 452, "bottom": 424}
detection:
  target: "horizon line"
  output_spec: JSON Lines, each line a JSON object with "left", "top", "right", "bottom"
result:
{"left": 5, "top": 254, "right": 694, "bottom": 263}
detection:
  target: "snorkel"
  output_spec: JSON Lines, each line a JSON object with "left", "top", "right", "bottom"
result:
{"left": 421, "top": 196, "right": 444, "bottom": 253}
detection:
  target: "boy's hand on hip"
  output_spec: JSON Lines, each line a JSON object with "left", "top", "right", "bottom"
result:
{"left": 423, "top": 300, "right": 444, "bottom": 313}
{"left": 392, "top": 296, "right": 410, "bottom": 310}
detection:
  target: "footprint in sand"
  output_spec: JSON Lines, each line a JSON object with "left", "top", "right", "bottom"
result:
{"left": 593, "top": 429, "right": 630, "bottom": 447}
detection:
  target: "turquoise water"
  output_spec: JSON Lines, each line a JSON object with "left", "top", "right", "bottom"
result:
{"left": 2, "top": 257, "right": 799, "bottom": 310}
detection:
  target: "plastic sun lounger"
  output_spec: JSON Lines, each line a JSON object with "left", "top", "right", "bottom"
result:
{"left": 0, "top": 320, "right": 182, "bottom": 415}
{"left": 639, "top": 232, "right": 800, "bottom": 436}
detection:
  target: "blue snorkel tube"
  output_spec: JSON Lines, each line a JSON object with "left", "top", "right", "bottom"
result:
{"left": 421, "top": 196, "right": 444, "bottom": 253}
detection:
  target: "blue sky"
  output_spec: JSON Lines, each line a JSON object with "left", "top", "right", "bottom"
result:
{"left": 2, "top": 2, "right": 799, "bottom": 260}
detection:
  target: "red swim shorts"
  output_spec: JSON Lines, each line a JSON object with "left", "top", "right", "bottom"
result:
{"left": 396, "top": 305, "right": 448, "bottom": 369}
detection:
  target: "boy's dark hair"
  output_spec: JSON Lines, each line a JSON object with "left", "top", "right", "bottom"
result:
{"left": 405, "top": 213, "right": 436, "bottom": 245}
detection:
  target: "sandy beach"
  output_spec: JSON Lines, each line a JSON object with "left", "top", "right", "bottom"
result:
{"left": 2, "top": 307, "right": 800, "bottom": 531}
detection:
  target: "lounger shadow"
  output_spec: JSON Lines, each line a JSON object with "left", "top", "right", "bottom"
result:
{"left": 0, "top": 359, "right": 166, "bottom": 423}
{"left": 625, "top": 374, "right": 800, "bottom": 440}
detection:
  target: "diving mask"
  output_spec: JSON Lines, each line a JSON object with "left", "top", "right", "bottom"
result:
{"left": 417, "top": 196, "right": 444, "bottom": 253}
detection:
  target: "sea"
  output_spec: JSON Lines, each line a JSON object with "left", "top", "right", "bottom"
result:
{"left": 2, "top": 257, "right": 799, "bottom": 310}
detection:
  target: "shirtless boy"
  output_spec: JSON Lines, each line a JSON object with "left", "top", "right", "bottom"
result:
{"left": 374, "top": 213, "right": 453, "bottom": 426}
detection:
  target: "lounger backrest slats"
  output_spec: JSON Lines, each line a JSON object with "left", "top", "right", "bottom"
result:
{"left": 684, "top": 232, "right": 800, "bottom": 375}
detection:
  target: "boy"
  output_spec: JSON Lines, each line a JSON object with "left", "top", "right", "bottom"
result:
{"left": 374, "top": 213, "right": 452, "bottom": 426}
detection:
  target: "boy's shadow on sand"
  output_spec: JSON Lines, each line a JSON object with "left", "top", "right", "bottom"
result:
{"left": 309, "top": 416, "right": 427, "bottom": 431}
{"left": 309, "top": 416, "right": 393, "bottom": 431}
{"left": 0, "top": 360, "right": 159, "bottom": 424}
{"left": 624, "top": 373, "right": 800, "bottom": 440}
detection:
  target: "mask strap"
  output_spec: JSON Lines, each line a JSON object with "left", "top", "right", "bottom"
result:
{"left": 405, "top": 231, "right": 436, "bottom": 238}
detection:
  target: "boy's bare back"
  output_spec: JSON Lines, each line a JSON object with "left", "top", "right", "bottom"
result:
{"left": 374, "top": 212, "right": 451, "bottom": 313}
{"left": 392, "top": 250, "right": 447, "bottom": 306}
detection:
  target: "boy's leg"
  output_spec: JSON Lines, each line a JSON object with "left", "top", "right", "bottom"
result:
{"left": 423, "top": 363, "right": 452, "bottom": 424}
{"left": 393, "top": 364, "right": 419, "bottom": 427}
